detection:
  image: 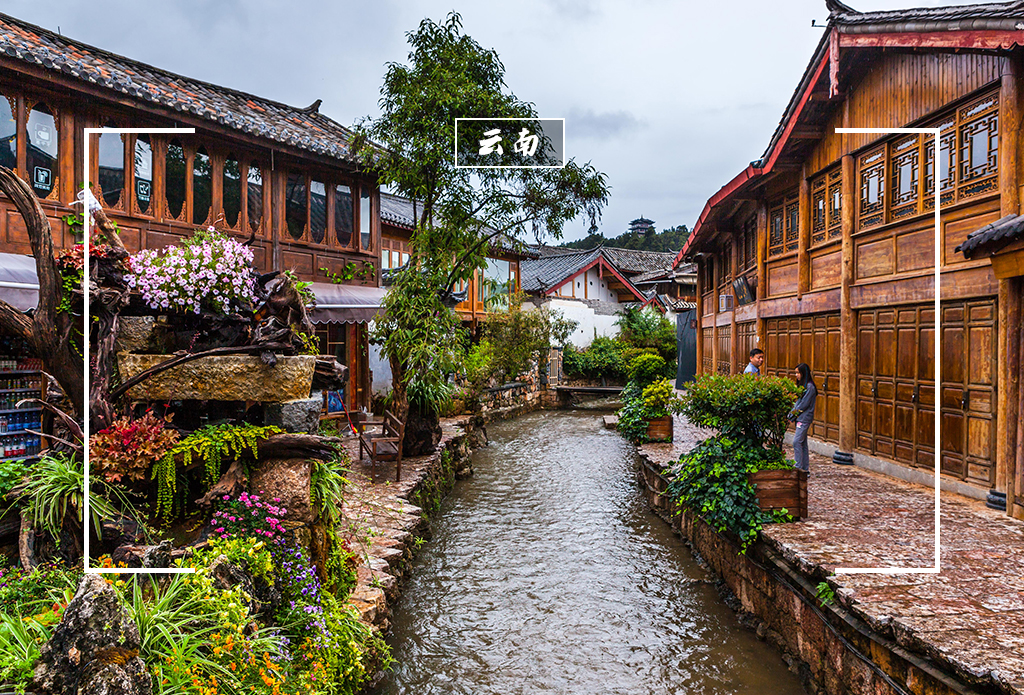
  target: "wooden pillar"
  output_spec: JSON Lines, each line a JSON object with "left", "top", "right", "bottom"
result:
{"left": 712, "top": 244, "right": 720, "bottom": 375}
{"left": 995, "top": 53, "right": 1023, "bottom": 510}
{"left": 270, "top": 154, "right": 282, "bottom": 272}
{"left": 1015, "top": 296, "right": 1024, "bottom": 520}
{"left": 695, "top": 258, "right": 704, "bottom": 374}
{"left": 731, "top": 228, "right": 740, "bottom": 374}
{"left": 835, "top": 152, "right": 857, "bottom": 465}
{"left": 756, "top": 202, "right": 768, "bottom": 352}
{"left": 798, "top": 166, "right": 811, "bottom": 297}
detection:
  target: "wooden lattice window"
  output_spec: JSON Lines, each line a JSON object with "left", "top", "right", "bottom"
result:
{"left": 859, "top": 88, "right": 999, "bottom": 229}
{"left": 858, "top": 147, "right": 885, "bottom": 229}
{"left": 890, "top": 134, "right": 919, "bottom": 221}
{"left": 768, "top": 192, "right": 798, "bottom": 257}
{"left": 811, "top": 176, "right": 827, "bottom": 245}
{"left": 827, "top": 168, "right": 842, "bottom": 240}
{"left": 958, "top": 93, "right": 999, "bottom": 199}
{"left": 740, "top": 217, "right": 757, "bottom": 272}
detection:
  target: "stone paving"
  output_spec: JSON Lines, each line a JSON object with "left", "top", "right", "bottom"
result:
{"left": 331, "top": 418, "right": 474, "bottom": 631}
{"left": 640, "top": 414, "right": 1024, "bottom": 695}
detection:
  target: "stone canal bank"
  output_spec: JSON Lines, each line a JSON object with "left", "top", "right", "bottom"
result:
{"left": 638, "top": 413, "right": 1024, "bottom": 695}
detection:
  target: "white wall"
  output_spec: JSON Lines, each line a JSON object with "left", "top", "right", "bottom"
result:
{"left": 552, "top": 268, "right": 619, "bottom": 302}
{"left": 527, "top": 297, "right": 621, "bottom": 347}
{"left": 368, "top": 322, "right": 392, "bottom": 395}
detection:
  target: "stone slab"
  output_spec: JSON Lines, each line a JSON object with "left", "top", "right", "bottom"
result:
{"left": 118, "top": 353, "right": 315, "bottom": 402}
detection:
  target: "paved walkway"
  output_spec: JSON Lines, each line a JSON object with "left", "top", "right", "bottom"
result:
{"left": 641, "top": 414, "right": 1024, "bottom": 695}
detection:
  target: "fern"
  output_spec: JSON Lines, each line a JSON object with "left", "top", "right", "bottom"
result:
{"left": 153, "top": 423, "right": 282, "bottom": 521}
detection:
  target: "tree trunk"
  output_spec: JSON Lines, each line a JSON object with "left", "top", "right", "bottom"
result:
{"left": 0, "top": 166, "right": 84, "bottom": 421}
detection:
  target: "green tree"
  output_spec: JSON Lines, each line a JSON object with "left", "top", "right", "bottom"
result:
{"left": 354, "top": 13, "right": 610, "bottom": 424}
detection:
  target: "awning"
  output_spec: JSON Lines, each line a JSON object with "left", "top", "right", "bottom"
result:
{"left": 308, "top": 282, "right": 386, "bottom": 324}
{"left": 0, "top": 253, "right": 39, "bottom": 312}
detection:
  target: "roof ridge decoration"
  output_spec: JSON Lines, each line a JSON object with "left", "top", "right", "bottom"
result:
{"left": 0, "top": 11, "right": 360, "bottom": 165}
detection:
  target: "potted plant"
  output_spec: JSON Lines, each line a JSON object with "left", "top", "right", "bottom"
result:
{"left": 642, "top": 378, "right": 676, "bottom": 442}
{"left": 667, "top": 374, "right": 804, "bottom": 552}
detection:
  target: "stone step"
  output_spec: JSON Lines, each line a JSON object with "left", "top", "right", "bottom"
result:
{"left": 603, "top": 415, "right": 619, "bottom": 429}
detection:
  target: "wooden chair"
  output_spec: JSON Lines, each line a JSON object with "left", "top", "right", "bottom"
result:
{"left": 358, "top": 409, "right": 406, "bottom": 482}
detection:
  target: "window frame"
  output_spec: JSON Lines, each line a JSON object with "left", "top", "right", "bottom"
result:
{"left": 856, "top": 88, "right": 999, "bottom": 231}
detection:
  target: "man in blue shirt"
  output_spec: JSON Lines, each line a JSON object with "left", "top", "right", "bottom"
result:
{"left": 744, "top": 348, "right": 764, "bottom": 375}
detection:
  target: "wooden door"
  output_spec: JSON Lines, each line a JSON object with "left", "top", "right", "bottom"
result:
{"left": 856, "top": 299, "right": 997, "bottom": 486}
{"left": 717, "top": 329, "right": 732, "bottom": 375}
{"left": 765, "top": 313, "right": 840, "bottom": 444}
{"left": 701, "top": 327, "right": 714, "bottom": 374}
{"left": 736, "top": 321, "right": 757, "bottom": 372}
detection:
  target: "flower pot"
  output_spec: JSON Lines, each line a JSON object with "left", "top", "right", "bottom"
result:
{"left": 645, "top": 414, "right": 673, "bottom": 442}
{"left": 118, "top": 353, "right": 315, "bottom": 402}
{"left": 748, "top": 469, "right": 808, "bottom": 519}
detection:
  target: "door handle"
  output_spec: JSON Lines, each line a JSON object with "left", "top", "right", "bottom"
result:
{"left": 961, "top": 393, "right": 968, "bottom": 410}
{"left": 872, "top": 384, "right": 878, "bottom": 397}
{"left": 912, "top": 385, "right": 919, "bottom": 404}
{"left": 822, "top": 376, "right": 828, "bottom": 391}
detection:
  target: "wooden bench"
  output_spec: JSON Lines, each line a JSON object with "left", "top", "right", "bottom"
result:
{"left": 358, "top": 409, "right": 406, "bottom": 482}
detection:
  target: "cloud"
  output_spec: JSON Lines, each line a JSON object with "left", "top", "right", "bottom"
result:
{"left": 566, "top": 107, "right": 645, "bottom": 140}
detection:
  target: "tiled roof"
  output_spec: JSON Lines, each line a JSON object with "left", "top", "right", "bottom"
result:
{"left": 0, "top": 12, "right": 360, "bottom": 164}
{"left": 601, "top": 247, "right": 678, "bottom": 275}
{"left": 956, "top": 213, "right": 1024, "bottom": 259}
{"left": 380, "top": 193, "right": 417, "bottom": 230}
{"left": 378, "top": 192, "right": 538, "bottom": 259}
{"left": 520, "top": 247, "right": 601, "bottom": 293}
{"left": 630, "top": 267, "right": 672, "bottom": 285}
{"left": 832, "top": 1, "right": 1024, "bottom": 31}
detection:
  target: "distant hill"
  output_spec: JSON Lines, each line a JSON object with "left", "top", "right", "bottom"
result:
{"left": 560, "top": 219, "right": 690, "bottom": 254}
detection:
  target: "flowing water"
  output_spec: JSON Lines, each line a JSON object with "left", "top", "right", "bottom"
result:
{"left": 375, "top": 409, "right": 807, "bottom": 695}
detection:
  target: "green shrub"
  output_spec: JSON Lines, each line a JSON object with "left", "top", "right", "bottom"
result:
{"left": 615, "top": 306, "right": 676, "bottom": 361}
{"left": 676, "top": 373, "right": 799, "bottom": 449}
{"left": 642, "top": 378, "right": 676, "bottom": 417}
{"left": 618, "top": 346, "right": 658, "bottom": 372}
{"left": 666, "top": 373, "right": 802, "bottom": 552}
{"left": 562, "top": 337, "right": 626, "bottom": 379}
{"left": 628, "top": 353, "right": 667, "bottom": 388}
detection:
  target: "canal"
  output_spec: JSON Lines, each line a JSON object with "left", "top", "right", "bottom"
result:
{"left": 375, "top": 409, "right": 807, "bottom": 695}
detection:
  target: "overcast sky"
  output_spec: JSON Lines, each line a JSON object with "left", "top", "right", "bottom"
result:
{"left": 5, "top": 0, "right": 983, "bottom": 243}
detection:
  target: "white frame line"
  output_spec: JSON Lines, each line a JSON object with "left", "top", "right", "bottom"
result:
{"left": 454, "top": 117, "right": 566, "bottom": 169}
{"left": 833, "top": 127, "right": 942, "bottom": 575}
{"left": 83, "top": 127, "right": 196, "bottom": 575}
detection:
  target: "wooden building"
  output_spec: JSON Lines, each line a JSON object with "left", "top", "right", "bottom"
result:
{"left": 379, "top": 192, "right": 534, "bottom": 326}
{"left": 0, "top": 12, "right": 382, "bottom": 409}
{"left": 677, "top": 0, "right": 1024, "bottom": 518}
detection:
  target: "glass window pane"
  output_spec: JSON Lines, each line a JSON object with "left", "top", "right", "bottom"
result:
{"left": 285, "top": 173, "right": 307, "bottom": 239}
{"left": 310, "top": 179, "right": 326, "bottom": 244}
{"left": 400, "top": 252, "right": 409, "bottom": 265}
{"left": 98, "top": 131, "right": 124, "bottom": 207}
{"left": 165, "top": 139, "right": 186, "bottom": 219}
{"left": 0, "top": 95, "right": 16, "bottom": 170}
{"left": 192, "top": 146, "right": 211, "bottom": 226}
{"left": 380, "top": 250, "right": 390, "bottom": 270}
{"left": 223, "top": 155, "right": 241, "bottom": 227}
{"left": 360, "top": 189, "right": 371, "bottom": 251}
{"left": 134, "top": 135, "right": 153, "bottom": 214}
{"left": 26, "top": 104, "right": 57, "bottom": 197}
{"left": 334, "top": 184, "right": 352, "bottom": 246}
{"left": 247, "top": 165, "right": 263, "bottom": 233}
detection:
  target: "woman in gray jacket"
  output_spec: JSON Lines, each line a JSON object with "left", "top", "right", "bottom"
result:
{"left": 788, "top": 363, "right": 817, "bottom": 473}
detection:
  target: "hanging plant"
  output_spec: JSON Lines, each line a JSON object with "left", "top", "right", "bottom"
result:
{"left": 153, "top": 423, "right": 282, "bottom": 520}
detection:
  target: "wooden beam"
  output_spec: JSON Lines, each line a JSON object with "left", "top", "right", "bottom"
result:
{"left": 789, "top": 127, "right": 824, "bottom": 140}
{"left": 838, "top": 31, "right": 1023, "bottom": 51}
{"left": 696, "top": 257, "right": 704, "bottom": 374}
{"left": 731, "top": 228, "right": 739, "bottom": 374}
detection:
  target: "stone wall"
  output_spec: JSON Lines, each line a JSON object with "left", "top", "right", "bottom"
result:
{"left": 635, "top": 457, "right": 980, "bottom": 695}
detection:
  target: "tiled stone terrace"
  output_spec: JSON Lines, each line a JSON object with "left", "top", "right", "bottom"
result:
{"left": 640, "top": 414, "right": 1024, "bottom": 695}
